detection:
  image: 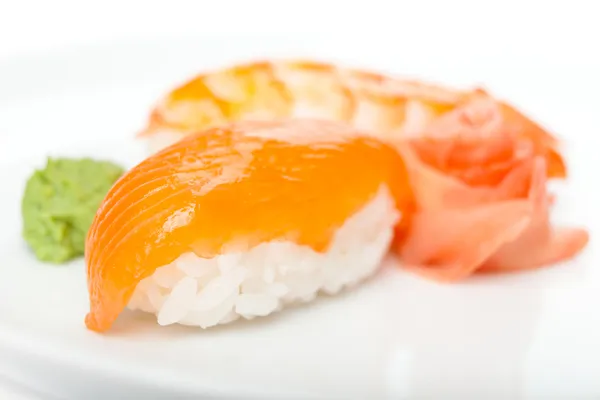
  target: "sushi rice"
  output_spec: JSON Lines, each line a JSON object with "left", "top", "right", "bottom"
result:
{"left": 127, "top": 185, "right": 399, "bottom": 328}
{"left": 144, "top": 130, "right": 185, "bottom": 155}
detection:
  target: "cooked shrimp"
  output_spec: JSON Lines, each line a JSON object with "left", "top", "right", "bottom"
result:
{"left": 138, "top": 60, "right": 566, "bottom": 178}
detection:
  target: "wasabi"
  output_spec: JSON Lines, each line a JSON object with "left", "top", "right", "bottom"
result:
{"left": 21, "top": 157, "right": 124, "bottom": 263}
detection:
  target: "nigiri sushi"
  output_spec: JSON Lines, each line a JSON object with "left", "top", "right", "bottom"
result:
{"left": 85, "top": 119, "right": 412, "bottom": 332}
{"left": 137, "top": 60, "right": 566, "bottom": 180}
{"left": 139, "top": 60, "right": 472, "bottom": 153}
{"left": 129, "top": 60, "right": 583, "bottom": 286}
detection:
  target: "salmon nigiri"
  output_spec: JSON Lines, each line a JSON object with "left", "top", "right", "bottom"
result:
{"left": 85, "top": 119, "right": 412, "bottom": 332}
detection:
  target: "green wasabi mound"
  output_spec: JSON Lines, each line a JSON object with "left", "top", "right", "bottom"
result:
{"left": 21, "top": 157, "right": 125, "bottom": 263}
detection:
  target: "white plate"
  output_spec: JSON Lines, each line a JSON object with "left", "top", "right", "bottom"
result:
{"left": 0, "top": 36, "right": 599, "bottom": 400}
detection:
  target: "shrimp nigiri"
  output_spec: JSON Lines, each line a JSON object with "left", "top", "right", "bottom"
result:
{"left": 85, "top": 119, "right": 412, "bottom": 332}
{"left": 138, "top": 60, "right": 566, "bottom": 179}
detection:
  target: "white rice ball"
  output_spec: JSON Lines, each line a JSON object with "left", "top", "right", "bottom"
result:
{"left": 144, "top": 130, "right": 186, "bottom": 155}
{"left": 127, "top": 185, "right": 400, "bottom": 329}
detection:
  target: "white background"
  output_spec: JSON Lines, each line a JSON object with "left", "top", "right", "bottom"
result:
{"left": 1, "top": 0, "right": 598, "bottom": 64}
{"left": 0, "top": 0, "right": 598, "bottom": 398}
